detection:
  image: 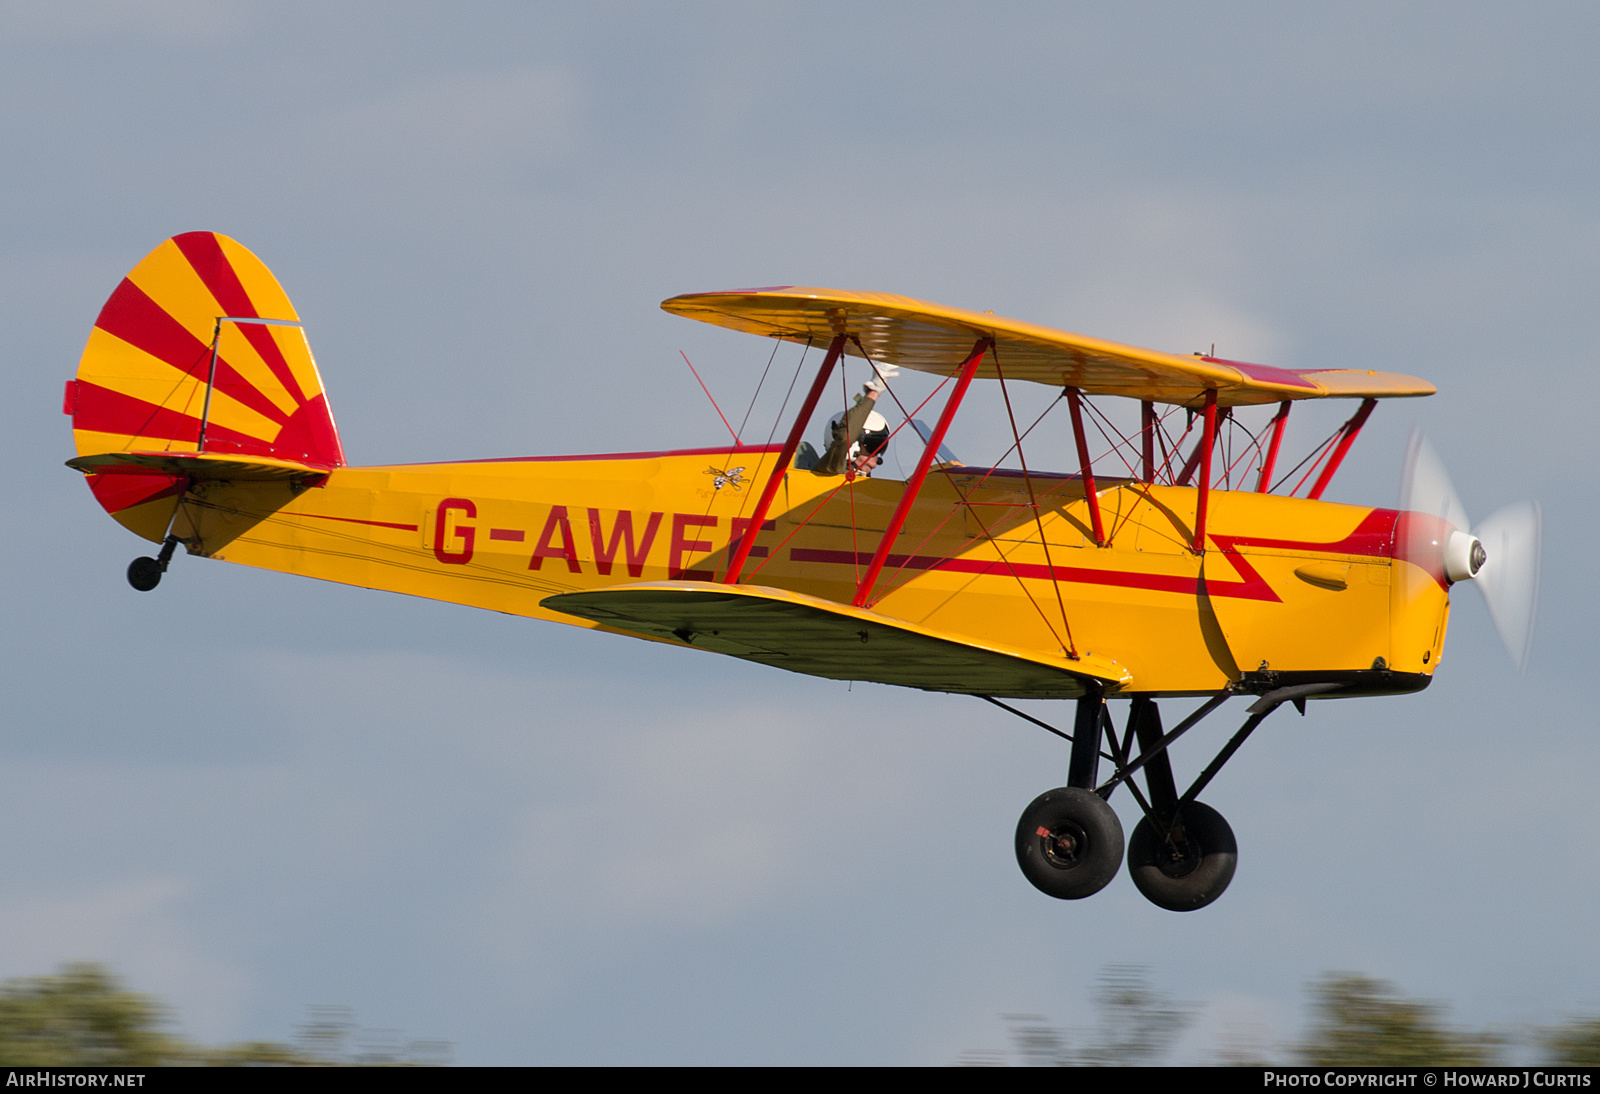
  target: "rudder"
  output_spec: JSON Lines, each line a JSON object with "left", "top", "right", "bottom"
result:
{"left": 64, "top": 232, "right": 346, "bottom": 542}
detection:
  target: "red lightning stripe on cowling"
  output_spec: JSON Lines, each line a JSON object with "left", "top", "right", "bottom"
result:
{"left": 1207, "top": 508, "right": 1397, "bottom": 558}
{"left": 791, "top": 509, "right": 1400, "bottom": 603}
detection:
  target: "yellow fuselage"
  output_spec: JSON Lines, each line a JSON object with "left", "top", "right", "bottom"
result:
{"left": 164, "top": 445, "right": 1450, "bottom": 698}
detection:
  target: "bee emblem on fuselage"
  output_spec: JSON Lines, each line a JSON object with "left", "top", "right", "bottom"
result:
{"left": 704, "top": 466, "right": 747, "bottom": 491}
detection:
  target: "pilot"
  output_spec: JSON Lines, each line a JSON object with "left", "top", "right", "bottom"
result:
{"left": 814, "top": 364, "right": 898, "bottom": 477}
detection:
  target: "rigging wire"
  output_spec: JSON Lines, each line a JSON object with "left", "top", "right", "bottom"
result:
{"left": 1220, "top": 409, "right": 1274, "bottom": 486}
{"left": 743, "top": 475, "right": 856, "bottom": 582}
{"left": 742, "top": 360, "right": 954, "bottom": 584}
{"left": 122, "top": 345, "right": 212, "bottom": 453}
{"left": 879, "top": 392, "right": 1064, "bottom": 575}
{"left": 995, "top": 352, "right": 1076, "bottom": 655}
{"left": 767, "top": 338, "right": 811, "bottom": 448}
{"left": 736, "top": 336, "right": 783, "bottom": 443}
{"left": 729, "top": 339, "right": 812, "bottom": 530}
{"left": 1158, "top": 413, "right": 1198, "bottom": 485}
{"left": 844, "top": 341, "right": 1078, "bottom": 652}
{"left": 709, "top": 337, "right": 790, "bottom": 530}
{"left": 1078, "top": 397, "right": 1143, "bottom": 477}
{"left": 1274, "top": 424, "right": 1345, "bottom": 495}
{"left": 679, "top": 350, "right": 741, "bottom": 446}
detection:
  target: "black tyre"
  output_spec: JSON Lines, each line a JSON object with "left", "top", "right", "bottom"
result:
{"left": 127, "top": 557, "right": 163, "bottom": 591}
{"left": 1127, "top": 801, "right": 1237, "bottom": 912}
{"left": 1014, "top": 787, "right": 1125, "bottom": 900}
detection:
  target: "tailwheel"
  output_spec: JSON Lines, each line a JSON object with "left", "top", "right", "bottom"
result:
{"left": 1126, "top": 801, "right": 1236, "bottom": 912}
{"left": 1014, "top": 787, "right": 1124, "bottom": 900}
{"left": 126, "top": 556, "right": 164, "bottom": 591}
{"left": 126, "top": 535, "right": 180, "bottom": 592}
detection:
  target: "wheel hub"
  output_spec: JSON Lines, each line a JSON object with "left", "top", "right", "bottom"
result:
{"left": 1157, "top": 831, "right": 1201, "bottom": 879}
{"left": 1037, "top": 822, "right": 1087, "bottom": 869}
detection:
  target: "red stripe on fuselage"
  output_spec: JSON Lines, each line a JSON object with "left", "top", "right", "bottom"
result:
{"left": 789, "top": 547, "right": 1279, "bottom": 601}
{"left": 788, "top": 511, "right": 1399, "bottom": 602}
{"left": 296, "top": 513, "right": 420, "bottom": 532}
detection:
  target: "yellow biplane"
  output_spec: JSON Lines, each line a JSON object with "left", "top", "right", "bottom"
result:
{"left": 64, "top": 233, "right": 1540, "bottom": 911}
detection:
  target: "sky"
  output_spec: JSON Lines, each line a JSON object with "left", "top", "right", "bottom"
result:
{"left": 3, "top": 1, "right": 1598, "bottom": 1064}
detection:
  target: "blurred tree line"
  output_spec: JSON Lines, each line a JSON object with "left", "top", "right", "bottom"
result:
{"left": 3, "top": 961, "right": 1598, "bottom": 1066}
{"left": 958, "top": 966, "right": 1600, "bottom": 1066}
{"left": 0, "top": 964, "right": 449, "bottom": 1066}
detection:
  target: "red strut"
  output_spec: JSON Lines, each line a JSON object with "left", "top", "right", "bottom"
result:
{"left": 1192, "top": 389, "right": 1218, "bottom": 553}
{"left": 852, "top": 339, "right": 990, "bottom": 607}
{"left": 1065, "top": 388, "right": 1104, "bottom": 545}
{"left": 723, "top": 335, "right": 847, "bottom": 585}
{"left": 1256, "top": 400, "right": 1292, "bottom": 493}
{"left": 1140, "top": 399, "right": 1156, "bottom": 484}
{"left": 1177, "top": 407, "right": 1229, "bottom": 486}
{"left": 1307, "top": 398, "right": 1377, "bottom": 501}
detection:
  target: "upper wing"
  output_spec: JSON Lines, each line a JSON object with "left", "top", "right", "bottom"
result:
{"left": 662, "top": 287, "right": 1435, "bottom": 409}
{"left": 541, "top": 580, "right": 1131, "bottom": 700}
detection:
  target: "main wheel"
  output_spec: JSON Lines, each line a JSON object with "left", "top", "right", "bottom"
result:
{"left": 127, "top": 557, "right": 163, "bottom": 591}
{"left": 1126, "top": 801, "right": 1237, "bottom": 912}
{"left": 1014, "top": 787, "right": 1125, "bottom": 900}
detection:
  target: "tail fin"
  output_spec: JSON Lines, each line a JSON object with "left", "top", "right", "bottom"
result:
{"left": 64, "top": 232, "right": 345, "bottom": 541}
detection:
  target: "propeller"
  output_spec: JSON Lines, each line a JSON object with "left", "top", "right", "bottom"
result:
{"left": 1398, "top": 432, "right": 1542, "bottom": 671}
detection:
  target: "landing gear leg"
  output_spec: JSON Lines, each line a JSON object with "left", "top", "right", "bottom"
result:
{"left": 988, "top": 686, "right": 1310, "bottom": 909}
{"left": 1067, "top": 691, "right": 1104, "bottom": 790}
{"left": 1125, "top": 697, "right": 1237, "bottom": 912}
{"left": 127, "top": 535, "right": 180, "bottom": 592}
{"left": 1014, "top": 692, "right": 1125, "bottom": 900}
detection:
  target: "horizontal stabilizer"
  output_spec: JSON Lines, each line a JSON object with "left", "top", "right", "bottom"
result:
{"left": 542, "top": 581, "right": 1131, "bottom": 699}
{"left": 67, "top": 450, "right": 330, "bottom": 483}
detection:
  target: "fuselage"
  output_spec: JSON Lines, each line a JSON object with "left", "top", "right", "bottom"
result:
{"left": 165, "top": 443, "right": 1451, "bottom": 698}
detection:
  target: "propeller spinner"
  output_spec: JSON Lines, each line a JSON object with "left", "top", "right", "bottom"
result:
{"left": 1398, "top": 432, "right": 1542, "bottom": 671}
